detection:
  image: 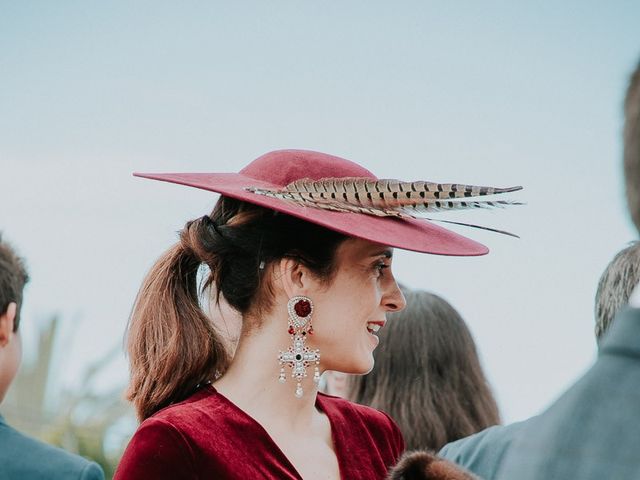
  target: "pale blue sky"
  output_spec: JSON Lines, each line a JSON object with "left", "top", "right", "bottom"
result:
{"left": 1, "top": 1, "right": 639, "bottom": 422}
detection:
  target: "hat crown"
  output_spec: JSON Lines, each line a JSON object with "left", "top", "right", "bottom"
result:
{"left": 240, "top": 149, "right": 377, "bottom": 187}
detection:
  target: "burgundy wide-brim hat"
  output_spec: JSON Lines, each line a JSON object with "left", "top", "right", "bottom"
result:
{"left": 135, "top": 149, "right": 489, "bottom": 256}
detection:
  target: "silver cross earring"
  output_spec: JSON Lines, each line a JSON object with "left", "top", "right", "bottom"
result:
{"left": 278, "top": 295, "right": 321, "bottom": 398}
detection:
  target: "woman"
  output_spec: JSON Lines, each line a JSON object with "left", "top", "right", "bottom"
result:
{"left": 114, "top": 149, "right": 517, "bottom": 479}
{"left": 347, "top": 289, "right": 501, "bottom": 452}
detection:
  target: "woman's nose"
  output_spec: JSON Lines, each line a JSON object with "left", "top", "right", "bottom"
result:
{"left": 383, "top": 281, "right": 406, "bottom": 312}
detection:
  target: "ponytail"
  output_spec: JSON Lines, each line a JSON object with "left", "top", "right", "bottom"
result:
{"left": 125, "top": 197, "right": 347, "bottom": 420}
{"left": 126, "top": 221, "right": 230, "bottom": 420}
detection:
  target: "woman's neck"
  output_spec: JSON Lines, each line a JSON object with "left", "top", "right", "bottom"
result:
{"left": 213, "top": 317, "right": 322, "bottom": 432}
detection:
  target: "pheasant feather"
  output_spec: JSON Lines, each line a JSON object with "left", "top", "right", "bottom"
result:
{"left": 247, "top": 177, "right": 523, "bottom": 235}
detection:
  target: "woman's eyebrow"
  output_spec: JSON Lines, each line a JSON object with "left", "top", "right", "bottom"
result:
{"left": 369, "top": 248, "right": 393, "bottom": 259}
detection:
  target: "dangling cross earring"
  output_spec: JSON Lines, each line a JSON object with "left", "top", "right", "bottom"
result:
{"left": 278, "top": 295, "right": 321, "bottom": 398}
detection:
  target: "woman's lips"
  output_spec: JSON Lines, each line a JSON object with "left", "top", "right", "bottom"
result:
{"left": 366, "top": 321, "right": 386, "bottom": 334}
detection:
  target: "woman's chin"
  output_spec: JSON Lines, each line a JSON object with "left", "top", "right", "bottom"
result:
{"left": 323, "top": 344, "right": 376, "bottom": 375}
{"left": 347, "top": 355, "right": 375, "bottom": 375}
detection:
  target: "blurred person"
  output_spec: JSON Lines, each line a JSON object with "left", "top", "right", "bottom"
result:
{"left": 0, "top": 236, "right": 104, "bottom": 480}
{"left": 595, "top": 240, "right": 640, "bottom": 341}
{"left": 626, "top": 58, "right": 640, "bottom": 231}
{"left": 114, "top": 149, "right": 519, "bottom": 480}
{"left": 347, "top": 289, "right": 501, "bottom": 452}
{"left": 439, "top": 238, "right": 640, "bottom": 478}
{"left": 494, "top": 58, "right": 640, "bottom": 479}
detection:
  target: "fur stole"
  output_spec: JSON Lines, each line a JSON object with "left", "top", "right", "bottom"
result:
{"left": 388, "top": 450, "right": 479, "bottom": 480}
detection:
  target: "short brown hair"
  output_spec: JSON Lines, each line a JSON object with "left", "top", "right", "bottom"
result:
{"left": 346, "top": 289, "right": 500, "bottom": 451}
{"left": 0, "top": 235, "right": 29, "bottom": 331}
{"left": 624, "top": 60, "right": 640, "bottom": 232}
{"left": 595, "top": 241, "right": 640, "bottom": 341}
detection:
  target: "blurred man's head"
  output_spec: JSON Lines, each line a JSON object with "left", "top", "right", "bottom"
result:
{"left": 0, "top": 236, "right": 29, "bottom": 402}
{"left": 624, "top": 61, "right": 640, "bottom": 232}
{"left": 595, "top": 241, "right": 640, "bottom": 342}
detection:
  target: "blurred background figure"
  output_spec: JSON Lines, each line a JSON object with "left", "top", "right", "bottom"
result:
{"left": 595, "top": 240, "right": 640, "bottom": 342}
{"left": 626, "top": 61, "right": 640, "bottom": 233}
{"left": 495, "top": 58, "right": 640, "bottom": 480}
{"left": 345, "top": 288, "right": 500, "bottom": 452}
{"left": 439, "top": 236, "right": 640, "bottom": 478}
{"left": 0, "top": 235, "right": 104, "bottom": 480}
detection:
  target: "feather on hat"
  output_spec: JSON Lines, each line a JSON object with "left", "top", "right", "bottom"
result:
{"left": 248, "top": 178, "right": 522, "bottom": 237}
{"left": 134, "top": 149, "right": 522, "bottom": 256}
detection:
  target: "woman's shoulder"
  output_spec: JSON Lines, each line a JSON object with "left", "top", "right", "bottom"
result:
{"left": 148, "top": 385, "right": 220, "bottom": 426}
{"left": 125, "top": 386, "right": 221, "bottom": 448}
{"left": 114, "top": 387, "right": 225, "bottom": 479}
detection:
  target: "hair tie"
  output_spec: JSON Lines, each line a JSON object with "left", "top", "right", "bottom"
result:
{"left": 200, "top": 215, "right": 223, "bottom": 236}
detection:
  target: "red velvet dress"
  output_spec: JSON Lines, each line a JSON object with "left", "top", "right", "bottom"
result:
{"left": 114, "top": 386, "right": 404, "bottom": 479}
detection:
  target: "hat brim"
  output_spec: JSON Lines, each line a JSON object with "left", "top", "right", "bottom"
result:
{"left": 134, "top": 172, "right": 489, "bottom": 256}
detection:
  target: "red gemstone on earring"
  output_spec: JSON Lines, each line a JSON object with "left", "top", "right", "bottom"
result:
{"left": 308, "top": 326, "right": 314, "bottom": 335}
{"left": 288, "top": 326, "right": 295, "bottom": 335}
{"left": 294, "top": 299, "right": 312, "bottom": 317}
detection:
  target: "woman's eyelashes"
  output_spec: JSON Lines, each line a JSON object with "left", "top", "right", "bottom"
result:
{"left": 374, "top": 261, "right": 390, "bottom": 277}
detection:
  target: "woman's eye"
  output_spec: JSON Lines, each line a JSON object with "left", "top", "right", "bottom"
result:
{"left": 375, "top": 263, "right": 389, "bottom": 276}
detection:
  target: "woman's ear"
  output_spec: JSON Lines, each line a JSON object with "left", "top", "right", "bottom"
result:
{"left": 0, "top": 302, "right": 17, "bottom": 348}
{"left": 279, "top": 258, "right": 303, "bottom": 299}
{"left": 278, "top": 258, "right": 318, "bottom": 298}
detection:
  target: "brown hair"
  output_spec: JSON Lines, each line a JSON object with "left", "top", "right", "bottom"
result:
{"left": 346, "top": 289, "right": 500, "bottom": 451}
{"left": 126, "top": 197, "right": 347, "bottom": 420}
{"left": 0, "top": 234, "right": 29, "bottom": 331}
{"left": 625, "top": 59, "right": 640, "bottom": 232}
{"left": 595, "top": 241, "right": 640, "bottom": 341}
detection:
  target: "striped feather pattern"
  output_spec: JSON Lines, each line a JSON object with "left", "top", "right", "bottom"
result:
{"left": 247, "top": 177, "right": 523, "bottom": 235}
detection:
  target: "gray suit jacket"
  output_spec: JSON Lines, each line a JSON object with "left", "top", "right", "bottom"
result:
{"left": 439, "top": 420, "right": 528, "bottom": 479}
{"left": 0, "top": 415, "right": 104, "bottom": 480}
{"left": 497, "top": 307, "right": 640, "bottom": 480}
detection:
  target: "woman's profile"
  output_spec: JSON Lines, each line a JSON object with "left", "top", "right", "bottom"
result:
{"left": 114, "top": 149, "right": 518, "bottom": 480}
{"left": 347, "top": 289, "right": 501, "bottom": 452}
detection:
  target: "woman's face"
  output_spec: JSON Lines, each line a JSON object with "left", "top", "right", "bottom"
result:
{"left": 307, "top": 238, "right": 406, "bottom": 374}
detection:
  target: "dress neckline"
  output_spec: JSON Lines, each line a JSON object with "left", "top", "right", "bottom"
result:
{"left": 207, "top": 385, "right": 344, "bottom": 479}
